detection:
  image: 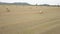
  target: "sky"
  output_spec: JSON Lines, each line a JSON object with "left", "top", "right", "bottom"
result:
{"left": 0, "top": 0, "right": 60, "bottom": 5}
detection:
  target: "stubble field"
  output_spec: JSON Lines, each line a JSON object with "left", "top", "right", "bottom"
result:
{"left": 0, "top": 5, "right": 60, "bottom": 34}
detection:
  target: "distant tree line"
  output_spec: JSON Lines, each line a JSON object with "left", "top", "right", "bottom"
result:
{"left": 0, "top": 2, "right": 60, "bottom": 7}
{"left": 39, "top": 4, "right": 60, "bottom": 7}
{"left": 0, "top": 2, "right": 30, "bottom": 5}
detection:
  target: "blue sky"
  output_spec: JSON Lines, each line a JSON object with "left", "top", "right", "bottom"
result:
{"left": 0, "top": 0, "right": 60, "bottom": 5}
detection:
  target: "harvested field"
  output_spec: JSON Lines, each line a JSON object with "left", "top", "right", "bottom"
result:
{"left": 0, "top": 5, "right": 60, "bottom": 34}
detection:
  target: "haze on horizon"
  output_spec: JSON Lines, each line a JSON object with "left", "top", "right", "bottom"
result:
{"left": 0, "top": 0, "right": 60, "bottom": 5}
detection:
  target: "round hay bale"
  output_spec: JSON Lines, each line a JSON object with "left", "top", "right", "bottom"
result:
{"left": 39, "top": 11, "right": 43, "bottom": 14}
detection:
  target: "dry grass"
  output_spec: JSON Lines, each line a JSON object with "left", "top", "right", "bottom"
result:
{"left": 0, "top": 5, "right": 60, "bottom": 34}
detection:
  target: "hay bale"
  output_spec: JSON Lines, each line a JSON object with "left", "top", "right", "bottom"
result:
{"left": 39, "top": 11, "right": 43, "bottom": 14}
{"left": 6, "top": 8, "right": 10, "bottom": 12}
